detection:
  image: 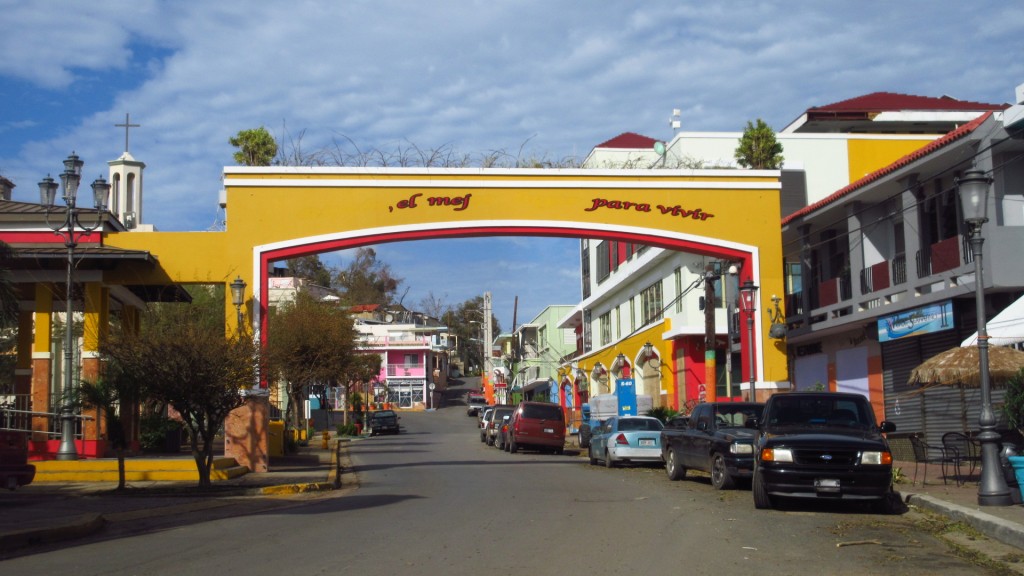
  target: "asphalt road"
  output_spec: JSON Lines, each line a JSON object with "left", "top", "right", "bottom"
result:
{"left": 0, "top": 401, "right": 1005, "bottom": 575}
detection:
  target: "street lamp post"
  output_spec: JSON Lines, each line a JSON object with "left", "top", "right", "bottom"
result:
{"left": 957, "top": 168, "right": 1013, "bottom": 506}
{"left": 738, "top": 280, "right": 758, "bottom": 399}
{"left": 39, "top": 153, "right": 110, "bottom": 461}
{"left": 230, "top": 276, "right": 247, "bottom": 331}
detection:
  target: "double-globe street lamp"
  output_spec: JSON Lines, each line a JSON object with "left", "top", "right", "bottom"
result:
{"left": 957, "top": 168, "right": 1013, "bottom": 506}
{"left": 39, "top": 153, "right": 110, "bottom": 461}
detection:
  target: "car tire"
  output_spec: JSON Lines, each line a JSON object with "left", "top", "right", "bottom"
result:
{"left": 554, "top": 447, "right": 564, "bottom": 456}
{"left": 589, "top": 446, "right": 598, "bottom": 465}
{"left": 665, "top": 448, "right": 686, "bottom": 481}
{"left": 486, "top": 435, "right": 494, "bottom": 446}
{"left": 753, "top": 468, "right": 773, "bottom": 510}
{"left": 509, "top": 439, "right": 518, "bottom": 454}
{"left": 604, "top": 450, "right": 616, "bottom": 468}
{"left": 710, "top": 453, "right": 735, "bottom": 490}
{"left": 578, "top": 431, "right": 589, "bottom": 449}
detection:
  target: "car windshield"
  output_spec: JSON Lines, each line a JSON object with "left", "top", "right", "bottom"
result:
{"left": 520, "top": 403, "right": 563, "bottom": 420}
{"left": 469, "top": 395, "right": 485, "bottom": 404}
{"left": 767, "top": 397, "right": 873, "bottom": 429}
{"left": 617, "top": 418, "right": 664, "bottom": 431}
{"left": 714, "top": 406, "right": 762, "bottom": 427}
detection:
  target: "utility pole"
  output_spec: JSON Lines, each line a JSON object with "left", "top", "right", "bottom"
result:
{"left": 704, "top": 265, "right": 717, "bottom": 403}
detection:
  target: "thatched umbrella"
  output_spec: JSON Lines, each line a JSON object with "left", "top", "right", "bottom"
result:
{"left": 908, "top": 345, "right": 1024, "bottom": 389}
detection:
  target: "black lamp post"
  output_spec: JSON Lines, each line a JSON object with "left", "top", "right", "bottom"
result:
{"left": 738, "top": 280, "right": 759, "bottom": 398}
{"left": 40, "top": 153, "right": 110, "bottom": 461}
{"left": 957, "top": 168, "right": 1013, "bottom": 506}
{"left": 229, "top": 276, "right": 247, "bottom": 330}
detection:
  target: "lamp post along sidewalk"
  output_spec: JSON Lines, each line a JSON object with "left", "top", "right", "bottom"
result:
{"left": 40, "top": 154, "right": 110, "bottom": 461}
{"left": 738, "top": 280, "right": 758, "bottom": 400}
{"left": 958, "top": 168, "right": 1012, "bottom": 506}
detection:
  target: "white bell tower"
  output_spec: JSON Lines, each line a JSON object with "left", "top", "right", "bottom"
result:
{"left": 107, "top": 113, "right": 153, "bottom": 231}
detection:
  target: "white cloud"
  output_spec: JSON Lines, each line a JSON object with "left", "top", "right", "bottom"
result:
{"left": 2, "top": 0, "right": 1022, "bottom": 325}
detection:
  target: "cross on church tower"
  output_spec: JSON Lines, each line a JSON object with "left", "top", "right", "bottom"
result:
{"left": 115, "top": 113, "right": 141, "bottom": 153}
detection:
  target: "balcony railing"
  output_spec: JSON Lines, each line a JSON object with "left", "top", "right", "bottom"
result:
{"left": 386, "top": 364, "right": 426, "bottom": 377}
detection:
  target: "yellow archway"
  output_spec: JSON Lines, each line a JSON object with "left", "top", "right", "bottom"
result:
{"left": 104, "top": 167, "right": 787, "bottom": 386}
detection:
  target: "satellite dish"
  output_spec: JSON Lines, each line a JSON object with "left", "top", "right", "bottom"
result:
{"left": 385, "top": 314, "right": 394, "bottom": 323}
{"left": 653, "top": 141, "right": 666, "bottom": 156}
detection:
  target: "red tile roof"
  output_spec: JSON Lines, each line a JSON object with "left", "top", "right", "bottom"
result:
{"left": 594, "top": 132, "right": 659, "bottom": 149}
{"left": 349, "top": 304, "right": 380, "bottom": 312}
{"left": 808, "top": 92, "right": 1007, "bottom": 116}
{"left": 781, "top": 112, "right": 993, "bottom": 226}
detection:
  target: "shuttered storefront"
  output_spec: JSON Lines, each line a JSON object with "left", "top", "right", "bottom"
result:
{"left": 881, "top": 300, "right": 1001, "bottom": 446}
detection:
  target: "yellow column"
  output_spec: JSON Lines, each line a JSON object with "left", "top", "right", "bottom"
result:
{"left": 82, "top": 282, "right": 105, "bottom": 442}
{"left": 15, "top": 311, "right": 32, "bottom": 396}
{"left": 31, "top": 284, "right": 53, "bottom": 440}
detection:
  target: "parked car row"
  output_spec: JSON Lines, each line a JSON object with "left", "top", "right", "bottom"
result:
{"left": 476, "top": 401, "right": 567, "bottom": 455}
{"left": 472, "top": 392, "right": 899, "bottom": 514}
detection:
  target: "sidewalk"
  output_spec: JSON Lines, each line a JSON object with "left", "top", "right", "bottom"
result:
{"left": 0, "top": 437, "right": 350, "bottom": 555}
{"left": 895, "top": 458, "right": 1024, "bottom": 551}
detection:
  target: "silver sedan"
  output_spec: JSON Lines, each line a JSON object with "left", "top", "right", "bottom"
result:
{"left": 588, "top": 415, "right": 664, "bottom": 468}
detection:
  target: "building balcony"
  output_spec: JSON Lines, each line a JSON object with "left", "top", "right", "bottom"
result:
{"left": 387, "top": 364, "right": 426, "bottom": 377}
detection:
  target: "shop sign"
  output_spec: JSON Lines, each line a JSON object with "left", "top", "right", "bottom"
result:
{"left": 877, "top": 300, "right": 954, "bottom": 342}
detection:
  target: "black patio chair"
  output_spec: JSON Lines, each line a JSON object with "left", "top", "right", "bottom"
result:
{"left": 942, "top": 431, "right": 981, "bottom": 486}
{"left": 909, "top": 434, "right": 950, "bottom": 486}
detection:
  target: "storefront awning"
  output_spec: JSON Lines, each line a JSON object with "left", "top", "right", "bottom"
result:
{"left": 521, "top": 379, "right": 552, "bottom": 393}
{"left": 962, "top": 294, "right": 1024, "bottom": 347}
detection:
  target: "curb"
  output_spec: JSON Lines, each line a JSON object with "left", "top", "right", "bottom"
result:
{"left": 0, "top": 513, "right": 105, "bottom": 553}
{"left": 906, "top": 493, "right": 1024, "bottom": 550}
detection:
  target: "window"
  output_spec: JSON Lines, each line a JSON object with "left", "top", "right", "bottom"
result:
{"left": 404, "top": 354, "right": 417, "bottom": 367}
{"left": 596, "top": 241, "right": 610, "bottom": 283}
{"left": 630, "top": 296, "right": 636, "bottom": 332}
{"left": 599, "top": 312, "right": 611, "bottom": 346}
{"left": 674, "top": 267, "right": 683, "bottom": 313}
{"left": 641, "top": 281, "right": 664, "bottom": 325}
{"left": 614, "top": 307, "right": 621, "bottom": 340}
{"left": 786, "top": 262, "right": 802, "bottom": 295}
{"left": 581, "top": 240, "right": 591, "bottom": 298}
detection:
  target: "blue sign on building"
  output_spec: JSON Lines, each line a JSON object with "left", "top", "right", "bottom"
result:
{"left": 615, "top": 378, "right": 637, "bottom": 415}
{"left": 877, "top": 300, "right": 954, "bottom": 342}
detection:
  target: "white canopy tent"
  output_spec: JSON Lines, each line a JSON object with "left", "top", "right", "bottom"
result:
{"left": 961, "top": 294, "right": 1024, "bottom": 347}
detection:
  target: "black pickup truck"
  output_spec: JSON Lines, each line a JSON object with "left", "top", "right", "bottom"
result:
{"left": 750, "top": 391, "right": 897, "bottom": 512}
{"left": 660, "top": 402, "right": 764, "bottom": 490}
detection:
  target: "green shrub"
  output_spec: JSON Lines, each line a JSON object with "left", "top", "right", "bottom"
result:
{"left": 1002, "top": 369, "right": 1024, "bottom": 433}
{"left": 647, "top": 406, "right": 680, "bottom": 423}
{"left": 336, "top": 423, "right": 359, "bottom": 436}
{"left": 139, "top": 411, "right": 183, "bottom": 453}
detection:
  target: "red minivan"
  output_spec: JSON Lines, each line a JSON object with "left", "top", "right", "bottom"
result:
{"left": 507, "top": 401, "right": 566, "bottom": 455}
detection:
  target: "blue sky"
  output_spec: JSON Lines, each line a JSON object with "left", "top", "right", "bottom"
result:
{"left": 1, "top": 1, "right": 1022, "bottom": 330}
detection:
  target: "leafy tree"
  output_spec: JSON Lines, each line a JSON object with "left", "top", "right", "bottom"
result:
{"left": 285, "top": 255, "right": 334, "bottom": 287}
{"left": 336, "top": 247, "right": 402, "bottom": 306}
{"left": 101, "top": 289, "right": 257, "bottom": 489}
{"left": 443, "top": 297, "right": 500, "bottom": 376}
{"left": 230, "top": 126, "right": 278, "bottom": 167}
{"left": 265, "top": 292, "right": 358, "bottom": 433}
{"left": 734, "top": 119, "right": 784, "bottom": 169}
